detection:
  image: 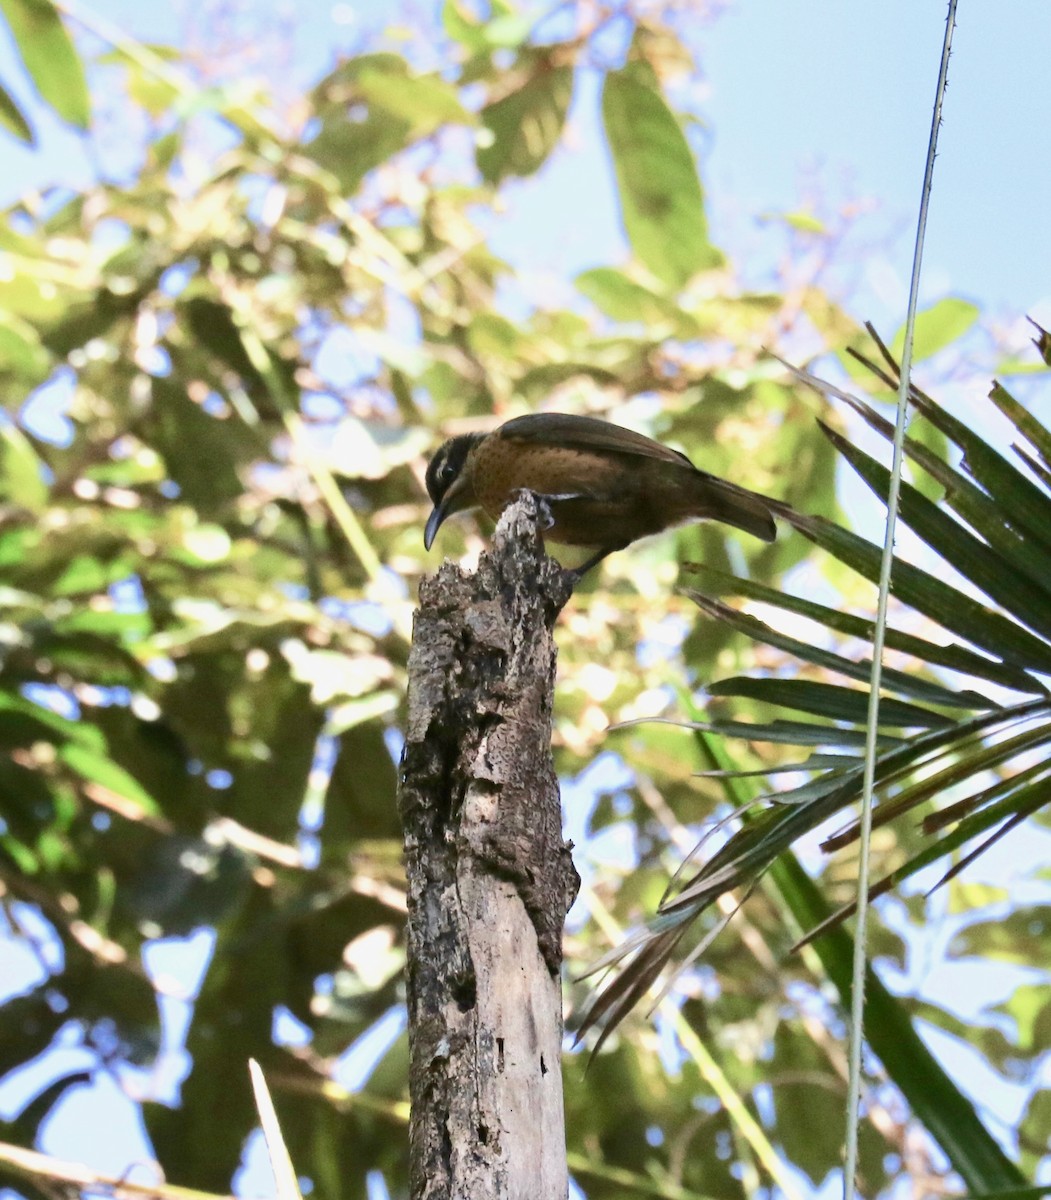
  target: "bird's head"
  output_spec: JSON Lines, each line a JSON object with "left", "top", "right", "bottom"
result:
{"left": 424, "top": 433, "right": 484, "bottom": 550}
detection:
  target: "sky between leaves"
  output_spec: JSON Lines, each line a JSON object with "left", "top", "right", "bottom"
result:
{"left": 3, "top": 1, "right": 1050, "bottom": 325}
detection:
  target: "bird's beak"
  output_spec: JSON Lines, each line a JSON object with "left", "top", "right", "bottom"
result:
{"left": 424, "top": 472, "right": 475, "bottom": 551}
{"left": 424, "top": 499, "right": 449, "bottom": 551}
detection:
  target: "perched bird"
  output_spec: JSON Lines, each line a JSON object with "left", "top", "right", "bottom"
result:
{"left": 424, "top": 412, "right": 776, "bottom": 575}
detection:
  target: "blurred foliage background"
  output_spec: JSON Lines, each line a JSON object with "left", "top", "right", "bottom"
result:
{"left": 0, "top": 2, "right": 1048, "bottom": 1198}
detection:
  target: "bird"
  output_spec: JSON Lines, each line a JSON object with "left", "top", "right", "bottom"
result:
{"left": 423, "top": 412, "right": 777, "bottom": 576}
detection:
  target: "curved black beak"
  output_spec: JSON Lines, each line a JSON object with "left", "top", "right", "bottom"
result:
{"left": 424, "top": 500, "right": 449, "bottom": 551}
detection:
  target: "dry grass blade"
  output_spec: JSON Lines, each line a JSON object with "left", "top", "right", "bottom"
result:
{"left": 0, "top": 1139, "right": 228, "bottom": 1200}
{"left": 249, "top": 1059, "right": 303, "bottom": 1200}
{"left": 574, "top": 927, "right": 686, "bottom": 1053}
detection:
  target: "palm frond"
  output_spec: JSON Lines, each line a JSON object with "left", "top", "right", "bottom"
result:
{"left": 580, "top": 333, "right": 1051, "bottom": 1064}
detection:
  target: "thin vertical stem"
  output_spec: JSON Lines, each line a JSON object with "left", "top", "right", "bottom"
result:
{"left": 843, "top": 4, "right": 958, "bottom": 1197}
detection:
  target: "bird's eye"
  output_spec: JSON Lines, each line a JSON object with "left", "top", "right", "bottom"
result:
{"left": 438, "top": 461, "right": 455, "bottom": 485}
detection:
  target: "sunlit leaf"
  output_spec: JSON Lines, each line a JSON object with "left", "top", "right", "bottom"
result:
{"left": 0, "top": 0, "right": 89, "bottom": 128}
{"left": 0, "top": 311, "right": 50, "bottom": 381}
{"left": 0, "top": 421, "right": 47, "bottom": 510}
{"left": 477, "top": 61, "right": 573, "bottom": 182}
{"left": 442, "top": 0, "right": 488, "bottom": 51}
{"left": 307, "top": 54, "right": 470, "bottom": 192}
{"left": 576, "top": 267, "right": 697, "bottom": 336}
{"left": 0, "top": 78, "right": 32, "bottom": 142}
{"left": 890, "top": 297, "right": 979, "bottom": 361}
{"left": 601, "top": 63, "right": 720, "bottom": 289}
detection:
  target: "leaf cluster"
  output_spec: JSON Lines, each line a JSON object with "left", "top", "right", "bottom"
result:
{"left": 582, "top": 329, "right": 1051, "bottom": 1190}
{"left": 2, "top": 2, "right": 1042, "bottom": 1197}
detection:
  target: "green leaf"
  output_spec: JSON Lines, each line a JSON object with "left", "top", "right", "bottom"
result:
{"left": 442, "top": 0, "right": 524, "bottom": 50}
{"left": 833, "top": 389, "right": 1051, "bottom": 593}
{"left": 442, "top": 0, "right": 488, "bottom": 51}
{"left": 909, "top": 386, "right": 1051, "bottom": 557}
{"left": 689, "top": 590, "right": 994, "bottom": 711}
{"left": 779, "top": 507, "right": 1051, "bottom": 675}
{"left": 325, "top": 691, "right": 399, "bottom": 736}
{"left": 0, "top": 310, "right": 50, "bottom": 381}
{"left": 589, "top": 712, "right": 1026, "bottom": 1189}
{"left": 0, "top": 77, "right": 33, "bottom": 142}
{"left": 685, "top": 563, "right": 1046, "bottom": 695}
{"left": 356, "top": 66, "right": 472, "bottom": 131}
{"left": 0, "top": 0, "right": 89, "bottom": 128}
{"left": 950, "top": 904, "right": 1051, "bottom": 967}
{"left": 890, "top": 297, "right": 979, "bottom": 361}
{"left": 823, "top": 421, "right": 1051, "bottom": 647}
{"left": 708, "top": 676, "right": 952, "bottom": 728}
{"left": 781, "top": 209, "right": 826, "bottom": 234}
{"left": 1027, "top": 319, "right": 1051, "bottom": 368}
{"left": 772, "top": 853, "right": 1025, "bottom": 1191}
{"left": 990, "top": 381, "right": 1051, "bottom": 472}
{"left": 0, "top": 690, "right": 99, "bottom": 748}
{"left": 818, "top": 725, "right": 1051, "bottom": 856}
{"left": 992, "top": 982, "right": 1051, "bottom": 1055}
{"left": 693, "top": 729, "right": 1026, "bottom": 1194}
{"left": 695, "top": 753, "right": 862, "bottom": 778}
{"left": 601, "top": 64, "right": 719, "bottom": 289}
{"left": 0, "top": 421, "right": 47, "bottom": 510}
{"left": 477, "top": 62, "right": 573, "bottom": 183}
{"left": 665, "top": 702, "right": 1043, "bottom": 914}
{"left": 58, "top": 742, "right": 160, "bottom": 815}
{"left": 182, "top": 295, "right": 264, "bottom": 383}
{"left": 307, "top": 55, "right": 470, "bottom": 193}
{"left": 903, "top": 412, "right": 951, "bottom": 502}
{"left": 483, "top": 15, "right": 532, "bottom": 48}
{"left": 147, "top": 376, "right": 258, "bottom": 512}
{"left": 575, "top": 267, "right": 697, "bottom": 336}
{"left": 101, "top": 42, "right": 182, "bottom": 116}
{"left": 465, "top": 311, "right": 522, "bottom": 361}
{"left": 810, "top": 761, "right": 1051, "bottom": 935}
{"left": 676, "top": 715, "right": 899, "bottom": 749}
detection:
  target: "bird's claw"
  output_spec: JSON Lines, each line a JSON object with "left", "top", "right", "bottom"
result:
{"left": 513, "top": 488, "right": 557, "bottom": 531}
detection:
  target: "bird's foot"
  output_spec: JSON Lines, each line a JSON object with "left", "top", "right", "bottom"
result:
{"left": 512, "top": 488, "right": 557, "bottom": 531}
{"left": 564, "top": 544, "right": 624, "bottom": 584}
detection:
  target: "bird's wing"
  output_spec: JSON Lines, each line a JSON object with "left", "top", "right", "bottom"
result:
{"left": 498, "top": 413, "right": 694, "bottom": 468}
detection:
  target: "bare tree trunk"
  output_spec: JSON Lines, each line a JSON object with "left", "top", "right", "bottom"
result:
{"left": 399, "top": 494, "right": 579, "bottom": 1200}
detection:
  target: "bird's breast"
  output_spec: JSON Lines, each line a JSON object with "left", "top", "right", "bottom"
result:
{"left": 469, "top": 438, "right": 611, "bottom": 515}
{"left": 468, "top": 436, "right": 667, "bottom": 548}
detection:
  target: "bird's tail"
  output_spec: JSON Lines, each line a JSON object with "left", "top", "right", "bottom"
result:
{"left": 689, "top": 473, "right": 777, "bottom": 542}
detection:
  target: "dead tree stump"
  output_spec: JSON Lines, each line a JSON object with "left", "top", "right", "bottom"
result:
{"left": 399, "top": 494, "right": 580, "bottom": 1200}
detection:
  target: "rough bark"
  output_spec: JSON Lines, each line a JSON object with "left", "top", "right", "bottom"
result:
{"left": 399, "top": 494, "right": 580, "bottom": 1200}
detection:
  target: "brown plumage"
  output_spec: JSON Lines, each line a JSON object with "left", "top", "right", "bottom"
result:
{"left": 424, "top": 412, "right": 776, "bottom": 575}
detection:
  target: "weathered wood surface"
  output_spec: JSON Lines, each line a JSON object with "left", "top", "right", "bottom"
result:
{"left": 399, "top": 494, "right": 579, "bottom": 1200}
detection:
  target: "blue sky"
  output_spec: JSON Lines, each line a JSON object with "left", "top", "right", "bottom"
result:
{"left": 705, "top": 3, "right": 1051, "bottom": 321}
